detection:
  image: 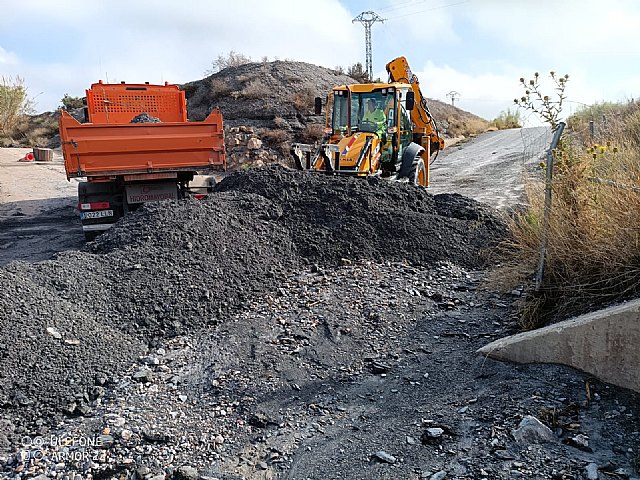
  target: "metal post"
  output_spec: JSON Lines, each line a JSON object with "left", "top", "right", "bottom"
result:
{"left": 352, "top": 11, "right": 385, "bottom": 81}
{"left": 535, "top": 121, "right": 566, "bottom": 292}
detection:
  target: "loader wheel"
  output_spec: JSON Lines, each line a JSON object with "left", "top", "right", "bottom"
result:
{"left": 397, "top": 142, "right": 425, "bottom": 180}
{"left": 407, "top": 158, "right": 427, "bottom": 187}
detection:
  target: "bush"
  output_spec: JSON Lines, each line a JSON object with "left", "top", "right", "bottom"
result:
{"left": 205, "top": 51, "right": 253, "bottom": 75}
{"left": 300, "top": 123, "right": 325, "bottom": 143}
{"left": 347, "top": 62, "right": 369, "bottom": 83}
{"left": 290, "top": 88, "right": 316, "bottom": 112}
{"left": 241, "top": 79, "right": 268, "bottom": 99}
{"left": 61, "top": 94, "right": 84, "bottom": 110}
{"left": 209, "top": 78, "right": 233, "bottom": 99}
{"left": 0, "top": 76, "right": 33, "bottom": 139}
{"left": 494, "top": 102, "right": 640, "bottom": 328}
{"left": 490, "top": 109, "right": 521, "bottom": 129}
{"left": 261, "top": 128, "right": 288, "bottom": 146}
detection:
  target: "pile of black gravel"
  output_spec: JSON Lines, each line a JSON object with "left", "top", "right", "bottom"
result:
{"left": 0, "top": 165, "right": 507, "bottom": 422}
{"left": 214, "top": 165, "right": 507, "bottom": 268}
{"left": 130, "top": 112, "right": 161, "bottom": 123}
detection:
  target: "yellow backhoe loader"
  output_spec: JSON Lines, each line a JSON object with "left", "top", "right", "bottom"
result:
{"left": 291, "top": 57, "right": 444, "bottom": 187}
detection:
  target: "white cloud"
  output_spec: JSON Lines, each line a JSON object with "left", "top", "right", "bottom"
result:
{"left": 0, "top": 0, "right": 362, "bottom": 111}
{"left": 0, "top": 46, "right": 18, "bottom": 65}
{"left": 415, "top": 61, "right": 523, "bottom": 120}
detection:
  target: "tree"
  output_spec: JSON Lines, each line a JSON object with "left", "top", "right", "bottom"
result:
{"left": 61, "top": 94, "right": 85, "bottom": 110}
{"left": 347, "top": 62, "right": 369, "bottom": 83}
{"left": 204, "top": 50, "right": 253, "bottom": 75}
{"left": 0, "top": 76, "right": 33, "bottom": 138}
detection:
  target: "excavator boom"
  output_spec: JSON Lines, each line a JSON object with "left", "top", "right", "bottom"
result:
{"left": 386, "top": 57, "right": 445, "bottom": 154}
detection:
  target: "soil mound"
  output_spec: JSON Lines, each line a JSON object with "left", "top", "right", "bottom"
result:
{"left": 183, "top": 61, "right": 357, "bottom": 128}
{"left": 0, "top": 165, "right": 506, "bottom": 422}
{"left": 214, "top": 165, "right": 507, "bottom": 267}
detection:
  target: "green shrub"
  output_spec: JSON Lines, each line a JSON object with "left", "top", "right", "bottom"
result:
{"left": 490, "top": 109, "right": 521, "bottom": 129}
{"left": 61, "top": 94, "right": 84, "bottom": 110}
{"left": 0, "top": 76, "right": 33, "bottom": 139}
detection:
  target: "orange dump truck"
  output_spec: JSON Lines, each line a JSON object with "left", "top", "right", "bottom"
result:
{"left": 59, "top": 81, "right": 226, "bottom": 240}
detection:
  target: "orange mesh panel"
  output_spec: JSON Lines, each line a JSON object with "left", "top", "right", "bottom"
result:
{"left": 86, "top": 83, "right": 187, "bottom": 124}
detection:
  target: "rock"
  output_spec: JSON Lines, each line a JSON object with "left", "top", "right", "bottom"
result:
{"left": 257, "top": 461, "right": 268, "bottom": 470}
{"left": 421, "top": 427, "right": 445, "bottom": 444}
{"left": 143, "top": 430, "right": 171, "bottom": 443}
{"left": 133, "top": 368, "right": 154, "bottom": 383}
{"left": 373, "top": 451, "right": 396, "bottom": 464}
{"left": 565, "top": 433, "right": 592, "bottom": 452}
{"left": 247, "top": 137, "right": 263, "bottom": 150}
{"left": 369, "top": 361, "right": 390, "bottom": 374}
{"left": 46, "top": 326, "right": 62, "bottom": 339}
{"left": 512, "top": 415, "right": 556, "bottom": 444}
{"left": 406, "top": 435, "right": 416, "bottom": 445}
{"left": 431, "top": 472, "right": 447, "bottom": 480}
{"left": 96, "top": 435, "right": 114, "bottom": 449}
{"left": 136, "top": 466, "right": 151, "bottom": 479}
{"left": 173, "top": 466, "right": 199, "bottom": 480}
{"left": 585, "top": 463, "right": 599, "bottom": 480}
{"left": 494, "top": 450, "right": 516, "bottom": 460}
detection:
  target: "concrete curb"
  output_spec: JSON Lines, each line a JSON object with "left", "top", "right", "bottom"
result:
{"left": 477, "top": 299, "right": 640, "bottom": 393}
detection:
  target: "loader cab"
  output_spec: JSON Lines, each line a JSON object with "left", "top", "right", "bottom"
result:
{"left": 329, "top": 87, "right": 396, "bottom": 138}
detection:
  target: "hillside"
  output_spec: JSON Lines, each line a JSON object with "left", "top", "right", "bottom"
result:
{"left": 9, "top": 60, "right": 489, "bottom": 168}
{"left": 182, "top": 60, "right": 489, "bottom": 168}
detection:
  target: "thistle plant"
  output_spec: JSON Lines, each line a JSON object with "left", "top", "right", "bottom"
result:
{"left": 514, "top": 72, "right": 569, "bottom": 129}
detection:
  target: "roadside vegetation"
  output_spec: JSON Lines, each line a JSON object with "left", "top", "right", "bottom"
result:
{"left": 490, "top": 108, "right": 521, "bottom": 130}
{"left": 0, "top": 76, "right": 35, "bottom": 146}
{"left": 495, "top": 72, "right": 640, "bottom": 328}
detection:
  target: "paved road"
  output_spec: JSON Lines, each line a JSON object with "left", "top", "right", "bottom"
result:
{"left": 430, "top": 127, "right": 551, "bottom": 209}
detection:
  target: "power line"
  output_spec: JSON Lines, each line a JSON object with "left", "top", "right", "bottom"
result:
{"left": 375, "top": 0, "right": 425, "bottom": 13}
{"left": 385, "top": 0, "right": 468, "bottom": 20}
{"left": 352, "top": 11, "right": 386, "bottom": 81}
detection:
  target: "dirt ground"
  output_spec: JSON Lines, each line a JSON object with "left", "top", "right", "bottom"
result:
{"left": 0, "top": 147, "right": 82, "bottom": 265}
{"left": 0, "top": 136, "right": 639, "bottom": 480}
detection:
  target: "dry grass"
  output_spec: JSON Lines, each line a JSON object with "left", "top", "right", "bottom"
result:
{"left": 260, "top": 128, "right": 288, "bottom": 147}
{"left": 300, "top": 123, "right": 324, "bottom": 143}
{"left": 289, "top": 88, "right": 315, "bottom": 113}
{"left": 493, "top": 101, "right": 640, "bottom": 328}
{"left": 240, "top": 79, "right": 269, "bottom": 99}
{"left": 490, "top": 109, "right": 521, "bottom": 130}
{"left": 209, "top": 78, "right": 233, "bottom": 99}
{"left": 24, "top": 127, "right": 50, "bottom": 147}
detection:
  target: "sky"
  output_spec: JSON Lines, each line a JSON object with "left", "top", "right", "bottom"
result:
{"left": 2, "top": 0, "right": 640, "bottom": 123}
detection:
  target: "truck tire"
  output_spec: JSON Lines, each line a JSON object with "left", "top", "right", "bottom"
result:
{"left": 84, "top": 231, "right": 100, "bottom": 242}
{"left": 397, "top": 142, "right": 425, "bottom": 180}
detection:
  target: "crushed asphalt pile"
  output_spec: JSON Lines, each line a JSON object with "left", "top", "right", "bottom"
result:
{"left": 130, "top": 113, "right": 161, "bottom": 123}
{"left": 1, "top": 166, "right": 640, "bottom": 479}
{"left": 0, "top": 165, "right": 506, "bottom": 424}
{"left": 214, "top": 165, "right": 507, "bottom": 267}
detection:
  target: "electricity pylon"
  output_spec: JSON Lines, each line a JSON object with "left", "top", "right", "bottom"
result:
{"left": 352, "top": 11, "right": 385, "bottom": 81}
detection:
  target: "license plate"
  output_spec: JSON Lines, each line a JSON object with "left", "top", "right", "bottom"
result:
{"left": 126, "top": 183, "right": 178, "bottom": 204}
{"left": 81, "top": 209, "right": 113, "bottom": 220}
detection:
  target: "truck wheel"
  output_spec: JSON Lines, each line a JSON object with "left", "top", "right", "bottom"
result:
{"left": 397, "top": 142, "right": 425, "bottom": 180}
{"left": 84, "top": 231, "right": 100, "bottom": 242}
{"left": 407, "top": 158, "right": 427, "bottom": 186}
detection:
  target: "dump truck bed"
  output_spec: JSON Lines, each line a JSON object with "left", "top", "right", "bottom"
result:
{"left": 59, "top": 109, "right": 225, "bottom": 179}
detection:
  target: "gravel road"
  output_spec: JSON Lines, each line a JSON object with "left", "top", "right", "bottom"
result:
{"left": 430, "top": 127, "right": 551, "bottom": 209}
{"left": 0, "top": 138, "right": 638, "bottom": 480}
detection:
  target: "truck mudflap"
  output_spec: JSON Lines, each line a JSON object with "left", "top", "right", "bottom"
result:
{"left": 59, "top": 108, "right": 226, "bottom": 179}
